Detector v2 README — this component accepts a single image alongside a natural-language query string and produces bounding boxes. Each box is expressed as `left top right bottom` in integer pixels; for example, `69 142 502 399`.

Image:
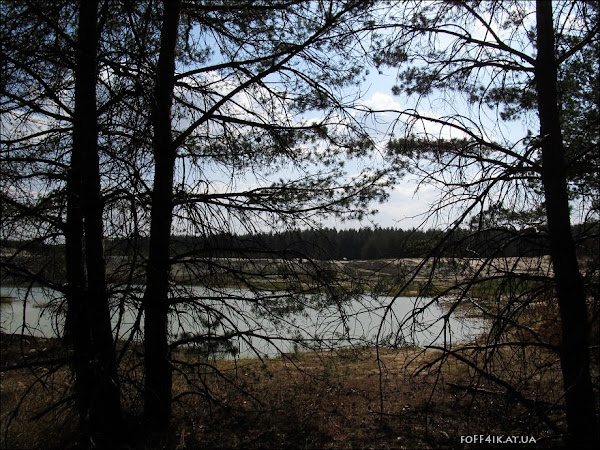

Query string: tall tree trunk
143 0 181 428
535 2 599 448
65 129 93 431
71 0 122 442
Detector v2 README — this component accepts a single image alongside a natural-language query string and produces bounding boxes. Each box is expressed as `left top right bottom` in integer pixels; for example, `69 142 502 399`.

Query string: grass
1 334 565 449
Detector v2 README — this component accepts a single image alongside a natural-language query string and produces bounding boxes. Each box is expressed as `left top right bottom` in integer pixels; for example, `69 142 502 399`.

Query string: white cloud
362 92 402 112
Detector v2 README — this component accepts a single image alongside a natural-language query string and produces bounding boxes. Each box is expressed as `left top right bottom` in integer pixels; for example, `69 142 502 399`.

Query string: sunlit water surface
1 285 484 358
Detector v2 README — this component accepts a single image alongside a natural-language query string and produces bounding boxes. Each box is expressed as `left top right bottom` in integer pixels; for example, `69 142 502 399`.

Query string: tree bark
143 0 182 428
71 0 122 441
65 125 93 431
535 2 599 448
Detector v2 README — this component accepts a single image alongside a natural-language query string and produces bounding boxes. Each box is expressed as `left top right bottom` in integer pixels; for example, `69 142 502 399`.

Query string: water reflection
1 285 484 358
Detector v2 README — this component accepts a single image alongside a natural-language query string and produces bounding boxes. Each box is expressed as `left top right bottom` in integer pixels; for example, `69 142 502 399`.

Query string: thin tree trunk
71 0 122 441
143 0 182 428
535 2 599 448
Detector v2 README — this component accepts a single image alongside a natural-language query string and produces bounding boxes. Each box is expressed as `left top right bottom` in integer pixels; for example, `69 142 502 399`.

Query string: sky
356 73 444 230
345 48 536 231
4 1 562 237
329 72 476 231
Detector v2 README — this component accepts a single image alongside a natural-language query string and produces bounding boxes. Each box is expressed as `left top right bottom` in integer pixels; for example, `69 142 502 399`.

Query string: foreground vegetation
1 334 565 449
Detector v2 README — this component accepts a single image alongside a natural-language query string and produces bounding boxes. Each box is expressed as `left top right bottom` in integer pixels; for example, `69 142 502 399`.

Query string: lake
1 285 484 358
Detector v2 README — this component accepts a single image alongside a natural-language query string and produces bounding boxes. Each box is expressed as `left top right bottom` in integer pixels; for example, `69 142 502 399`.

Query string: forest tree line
169 223 599 260
4 221 598 266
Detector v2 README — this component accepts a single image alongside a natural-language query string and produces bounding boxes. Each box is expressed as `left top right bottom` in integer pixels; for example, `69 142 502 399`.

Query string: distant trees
168 225 597 260
371 1 599 446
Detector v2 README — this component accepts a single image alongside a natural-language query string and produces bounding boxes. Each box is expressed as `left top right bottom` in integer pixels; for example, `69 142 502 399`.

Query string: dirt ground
0 333 564 449
169 349 562 449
